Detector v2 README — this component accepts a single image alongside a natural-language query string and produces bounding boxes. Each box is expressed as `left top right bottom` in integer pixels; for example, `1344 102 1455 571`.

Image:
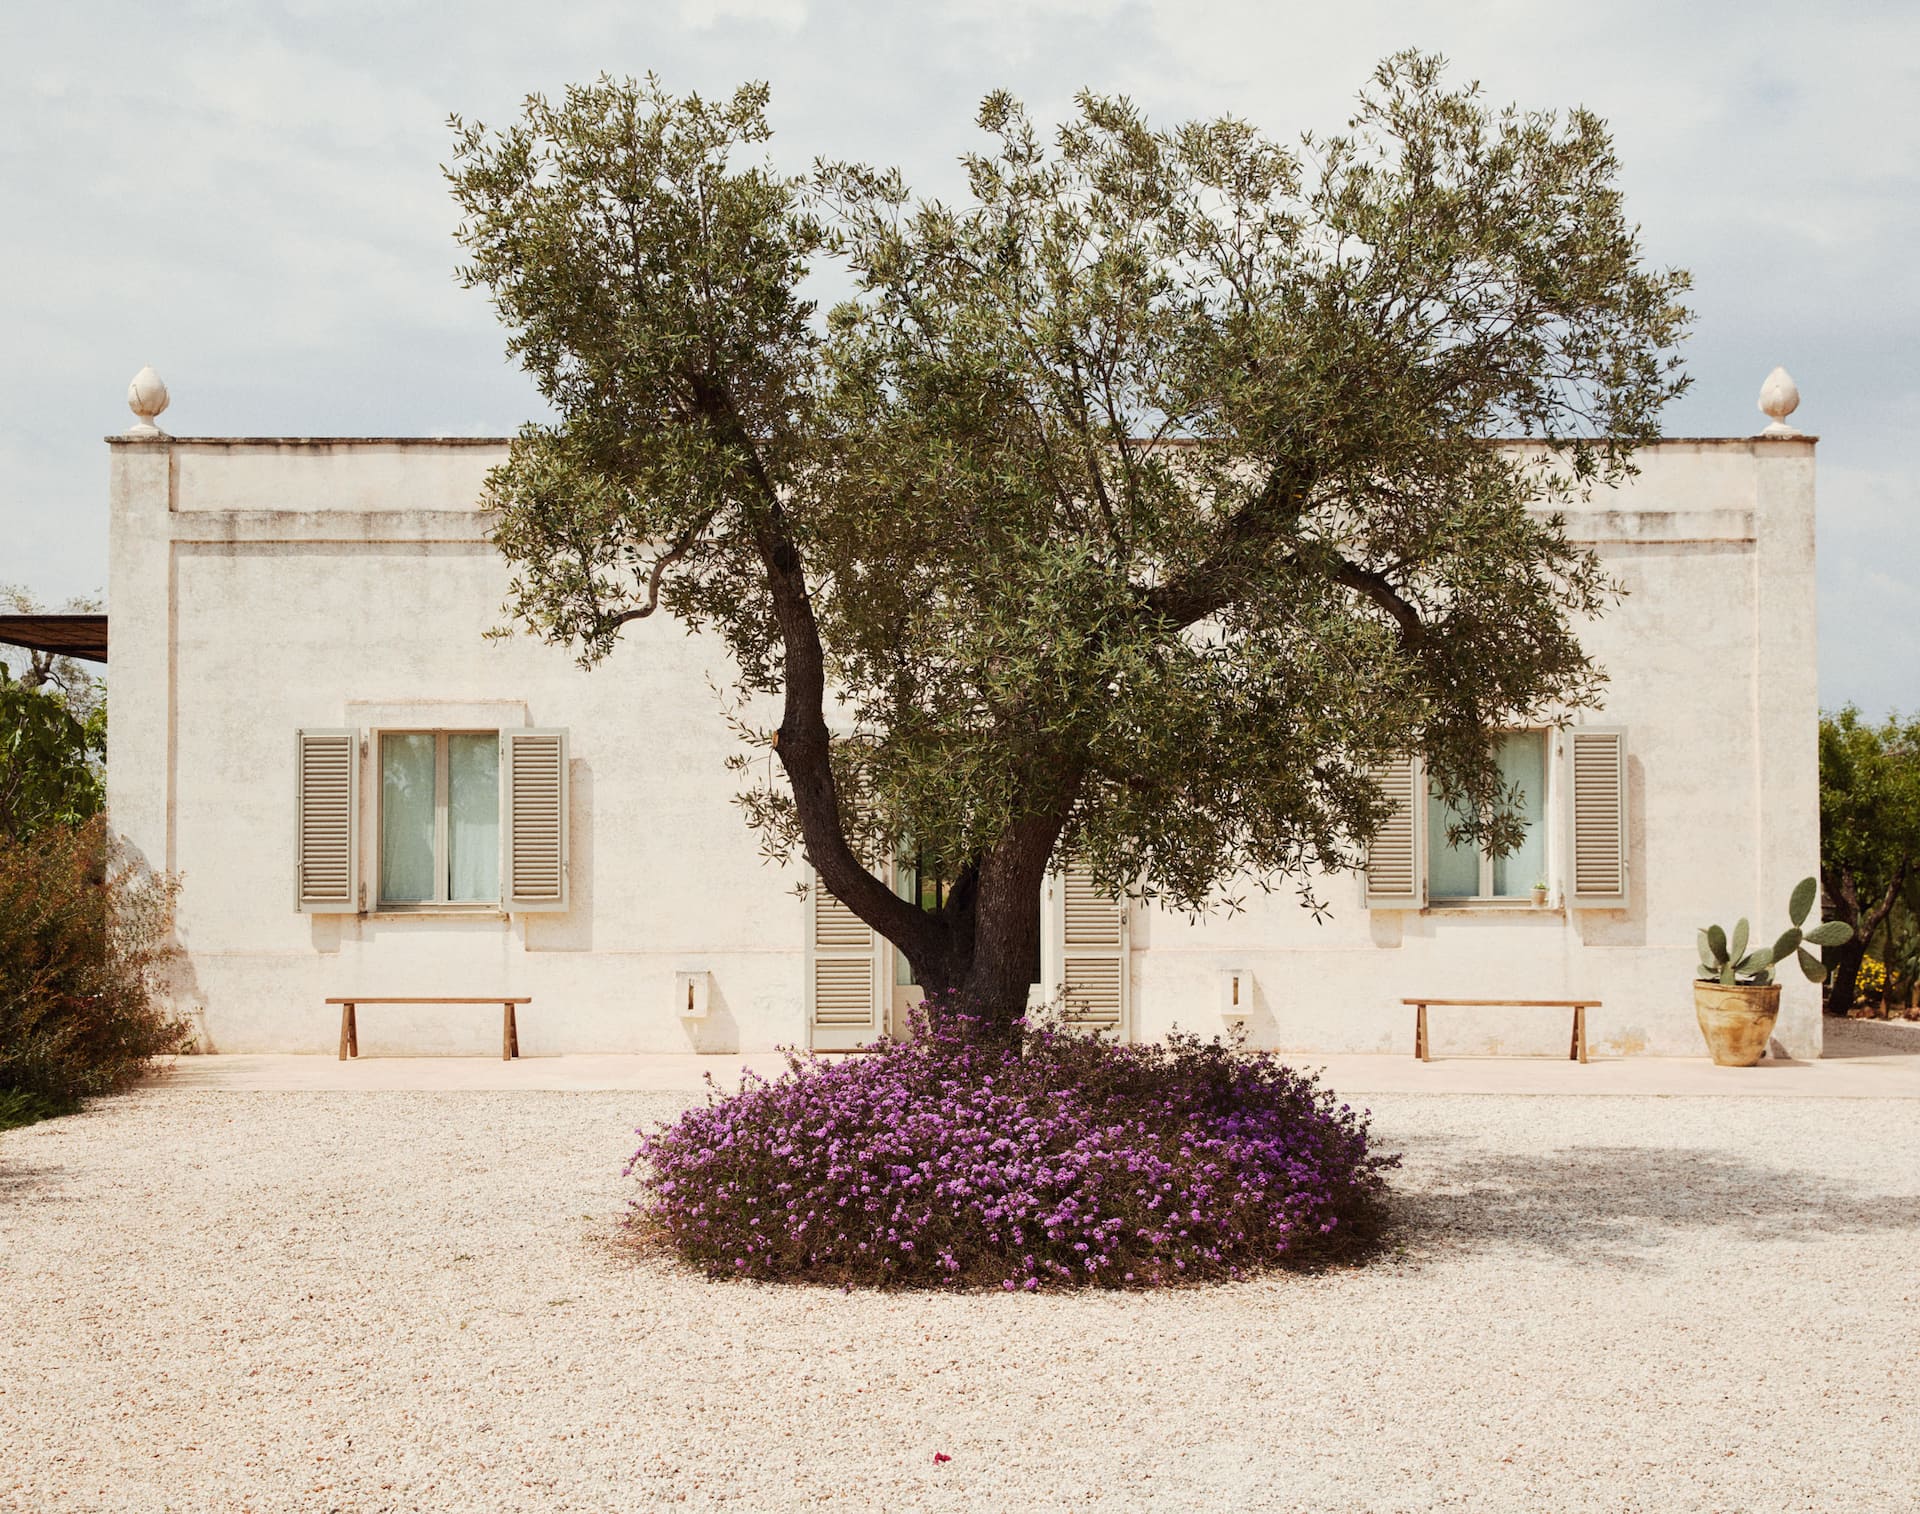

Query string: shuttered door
502 729 569 912
1569 727 1628 907
1055 863 1130 1039
807 870 883 1050
295 729 359 913
1364 754 1424 907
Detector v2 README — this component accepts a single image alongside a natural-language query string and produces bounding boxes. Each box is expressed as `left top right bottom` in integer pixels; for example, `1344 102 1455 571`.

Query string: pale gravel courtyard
4 1067 1919 1512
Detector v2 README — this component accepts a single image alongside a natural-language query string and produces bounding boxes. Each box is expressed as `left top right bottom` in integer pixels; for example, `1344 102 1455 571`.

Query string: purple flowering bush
627 1009 1397 1290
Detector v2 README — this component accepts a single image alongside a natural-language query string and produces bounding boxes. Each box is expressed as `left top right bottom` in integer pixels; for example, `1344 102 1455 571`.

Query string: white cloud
1 1 1916 709
677 0 811 30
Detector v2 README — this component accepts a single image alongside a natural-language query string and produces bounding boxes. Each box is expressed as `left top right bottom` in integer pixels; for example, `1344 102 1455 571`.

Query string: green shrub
0 1086 76 1131
0 816 190 1111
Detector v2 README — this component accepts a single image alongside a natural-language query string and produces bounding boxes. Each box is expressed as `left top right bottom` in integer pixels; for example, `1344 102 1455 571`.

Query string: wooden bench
1402 998 1600 1063
327 997 531 1061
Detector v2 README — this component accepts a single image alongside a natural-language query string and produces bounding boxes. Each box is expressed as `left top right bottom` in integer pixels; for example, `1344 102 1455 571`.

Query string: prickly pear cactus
1697 876 1852 985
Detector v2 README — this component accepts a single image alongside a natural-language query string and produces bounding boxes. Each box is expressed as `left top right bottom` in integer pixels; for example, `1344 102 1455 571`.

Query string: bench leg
339 1003 349 1061
338 1002 358 1060
1415 1003 1429 1062
510 1005 520 1059
1571 1005 1588 1064
503 1003 517 1061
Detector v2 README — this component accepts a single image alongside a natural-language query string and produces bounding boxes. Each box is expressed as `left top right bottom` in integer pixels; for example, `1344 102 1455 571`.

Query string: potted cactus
1695 876 1852 1065
1530 879 1549 908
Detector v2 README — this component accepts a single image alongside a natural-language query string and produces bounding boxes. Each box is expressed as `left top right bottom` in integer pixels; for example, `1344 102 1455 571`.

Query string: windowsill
1424 901 1566 919
367 905 509 921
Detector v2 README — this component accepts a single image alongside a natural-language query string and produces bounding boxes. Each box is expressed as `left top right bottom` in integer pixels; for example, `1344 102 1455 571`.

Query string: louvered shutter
1048 862 1131 1039
1568 726 1628 907
807 870 883 1050
295 729 359 913
502 728 569 912
1364 754 1425 908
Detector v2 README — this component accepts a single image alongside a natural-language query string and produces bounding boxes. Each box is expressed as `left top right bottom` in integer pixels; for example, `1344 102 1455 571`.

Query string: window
893 847 954 985
1425 730 1548 901
891 848 1047 992
895 846 952 913
378 731 500 906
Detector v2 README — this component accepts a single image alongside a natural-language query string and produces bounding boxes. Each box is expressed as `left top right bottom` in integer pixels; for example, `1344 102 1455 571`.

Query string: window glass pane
380 733 436 903
891 849 952 983
894 856 917 985
1490 731 1548 897
447 734 500 903
1426 786 1481 899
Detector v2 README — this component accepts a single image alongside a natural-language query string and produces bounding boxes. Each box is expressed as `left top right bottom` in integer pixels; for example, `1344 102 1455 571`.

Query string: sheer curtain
447 734 500 902
1490 732 1547 897
380 734 436 903
1426 784 1481 900
1427 731 1549 899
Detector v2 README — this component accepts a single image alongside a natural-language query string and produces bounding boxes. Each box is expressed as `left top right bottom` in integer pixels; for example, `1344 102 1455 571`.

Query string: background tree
449 53 1689 1037
1 584 105 727
1875 874 1920 1014
0 664 103 842
1819 706 1920 1016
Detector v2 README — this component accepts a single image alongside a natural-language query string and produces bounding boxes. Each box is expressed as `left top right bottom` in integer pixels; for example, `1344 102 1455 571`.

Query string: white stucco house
105 369 1824 1060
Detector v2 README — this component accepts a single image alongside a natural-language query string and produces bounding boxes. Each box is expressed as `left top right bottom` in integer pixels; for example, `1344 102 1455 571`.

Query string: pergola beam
0 614 109 664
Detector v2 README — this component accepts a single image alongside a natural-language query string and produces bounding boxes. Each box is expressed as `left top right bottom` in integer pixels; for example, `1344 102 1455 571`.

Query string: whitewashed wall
1135 439 1824 1057
106 430 1822 1058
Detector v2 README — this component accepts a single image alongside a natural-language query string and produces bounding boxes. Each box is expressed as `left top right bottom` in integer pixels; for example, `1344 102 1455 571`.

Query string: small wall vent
1221 967 1251 1022
674 970 711 1020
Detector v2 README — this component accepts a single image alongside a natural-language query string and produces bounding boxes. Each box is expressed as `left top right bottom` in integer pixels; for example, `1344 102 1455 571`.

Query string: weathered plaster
106 433 1824 1057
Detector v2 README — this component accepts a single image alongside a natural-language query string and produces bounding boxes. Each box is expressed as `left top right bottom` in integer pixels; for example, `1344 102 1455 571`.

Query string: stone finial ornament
126 365 170 438
1757 366 1801 436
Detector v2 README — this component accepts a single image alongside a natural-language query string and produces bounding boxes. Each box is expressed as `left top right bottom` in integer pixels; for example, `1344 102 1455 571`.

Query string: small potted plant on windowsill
1530 879 1549 908
1695 877 1852 1066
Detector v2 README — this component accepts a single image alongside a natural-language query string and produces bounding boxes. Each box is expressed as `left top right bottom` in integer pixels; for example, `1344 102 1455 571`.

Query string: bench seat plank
1400 998 1599 1007
326 996 531 1004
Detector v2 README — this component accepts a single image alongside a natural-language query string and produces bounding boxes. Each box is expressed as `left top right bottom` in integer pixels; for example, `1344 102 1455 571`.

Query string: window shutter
502 728 569 912
807 869 883 1050
1568 726 1628 907
295 729 359 913
1364 754 1424 908
1047 862 1131 1039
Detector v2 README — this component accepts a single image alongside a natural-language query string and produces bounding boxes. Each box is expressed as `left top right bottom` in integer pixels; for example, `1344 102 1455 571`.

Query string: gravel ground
1827 1014 1920 1056
3 1084 1917 1513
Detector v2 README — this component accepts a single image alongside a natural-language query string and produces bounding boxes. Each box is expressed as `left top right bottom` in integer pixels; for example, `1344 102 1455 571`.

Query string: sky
2 0 1915 713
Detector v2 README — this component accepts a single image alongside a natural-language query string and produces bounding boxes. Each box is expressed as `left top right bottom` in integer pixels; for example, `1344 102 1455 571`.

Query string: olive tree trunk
904 813 1062 1044
1825 940 1866 1017
1822 865 1905 1016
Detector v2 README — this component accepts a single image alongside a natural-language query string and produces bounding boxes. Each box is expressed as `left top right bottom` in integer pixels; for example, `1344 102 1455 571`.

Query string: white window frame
374 728 501 911
1425 728 1554 907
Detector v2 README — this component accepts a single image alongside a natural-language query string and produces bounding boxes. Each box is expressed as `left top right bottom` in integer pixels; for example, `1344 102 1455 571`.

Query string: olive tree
1819 706 1920 1014
448 53 1689 1037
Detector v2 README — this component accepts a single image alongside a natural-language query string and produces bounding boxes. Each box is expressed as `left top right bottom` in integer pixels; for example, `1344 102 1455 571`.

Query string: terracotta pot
1693 981 1782 1066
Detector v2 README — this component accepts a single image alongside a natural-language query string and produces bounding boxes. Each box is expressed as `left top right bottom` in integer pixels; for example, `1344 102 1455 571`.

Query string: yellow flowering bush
1855 955 1889 1001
